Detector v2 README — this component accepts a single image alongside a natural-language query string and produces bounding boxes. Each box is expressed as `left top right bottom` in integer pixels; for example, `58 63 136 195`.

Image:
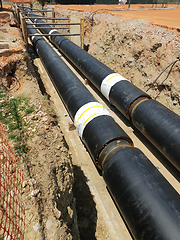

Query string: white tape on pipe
31 33 40 41
48 29 58 40
74 102 111 139
100 73 130 100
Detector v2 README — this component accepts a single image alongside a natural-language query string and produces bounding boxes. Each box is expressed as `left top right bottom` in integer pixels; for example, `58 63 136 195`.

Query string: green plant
25 105 34 114
0 88 35 156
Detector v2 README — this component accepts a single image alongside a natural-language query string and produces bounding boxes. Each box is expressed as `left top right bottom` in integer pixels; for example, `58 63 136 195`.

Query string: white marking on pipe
48 29 58 40
74 102 111 139
101 73 130 100
31 33 40 41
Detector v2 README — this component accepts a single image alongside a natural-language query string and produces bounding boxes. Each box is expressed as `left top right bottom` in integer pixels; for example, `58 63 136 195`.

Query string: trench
23 6 180 240
1 5 180 240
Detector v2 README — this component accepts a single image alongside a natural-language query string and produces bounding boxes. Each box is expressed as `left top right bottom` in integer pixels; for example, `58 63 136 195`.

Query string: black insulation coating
82 115 133 161
102 146 180 240
131 99 180 171
98 139 132 168
109 80 151 118
27 25 131 161
54 36 114 90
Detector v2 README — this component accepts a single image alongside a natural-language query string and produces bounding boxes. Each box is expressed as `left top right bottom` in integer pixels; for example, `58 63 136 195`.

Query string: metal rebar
27 27 69 29
28 10 52 12
26 22 80 26
24 16 69 20
28 33 80 37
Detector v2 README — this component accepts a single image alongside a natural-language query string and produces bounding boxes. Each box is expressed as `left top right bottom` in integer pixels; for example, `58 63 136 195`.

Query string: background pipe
30 17 180 171
27 23 132 164
26 20 180 240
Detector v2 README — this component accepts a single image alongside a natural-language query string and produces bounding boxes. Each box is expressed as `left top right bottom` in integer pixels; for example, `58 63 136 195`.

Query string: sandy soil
55 4 180 30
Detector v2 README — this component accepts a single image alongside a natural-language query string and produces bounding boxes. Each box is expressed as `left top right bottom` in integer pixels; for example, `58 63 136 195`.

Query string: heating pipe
30 17 180 172
26 22 180 240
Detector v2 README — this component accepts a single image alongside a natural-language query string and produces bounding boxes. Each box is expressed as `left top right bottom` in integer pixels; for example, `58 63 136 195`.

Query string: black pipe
26 20 180 240
129 99 180 171
31 18 180 171
27 23 132 163
101 142 180 240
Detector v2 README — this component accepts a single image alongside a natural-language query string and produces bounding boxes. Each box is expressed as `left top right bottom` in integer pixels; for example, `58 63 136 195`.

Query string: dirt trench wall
55 8 180 116
0 10 79 240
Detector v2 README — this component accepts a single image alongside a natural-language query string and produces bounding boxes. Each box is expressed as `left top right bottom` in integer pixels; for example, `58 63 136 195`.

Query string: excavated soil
0 9 79 240
55 5 180 116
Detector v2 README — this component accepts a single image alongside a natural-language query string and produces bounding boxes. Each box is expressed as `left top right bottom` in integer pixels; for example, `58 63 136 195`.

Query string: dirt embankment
0 10 79 240
55 7 180 116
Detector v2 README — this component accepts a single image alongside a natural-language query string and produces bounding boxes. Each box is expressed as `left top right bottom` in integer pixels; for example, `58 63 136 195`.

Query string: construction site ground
55 4 180 29
0 3 180 240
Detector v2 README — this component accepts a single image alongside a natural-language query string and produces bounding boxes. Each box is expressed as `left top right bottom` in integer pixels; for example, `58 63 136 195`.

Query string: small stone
22 181 27 188
31 189 39 197
33 222 41 231
46 219 53 230
45 125 49 130
29 178 36 186
42 116 48 122
57 145 61 150
54 208 61 218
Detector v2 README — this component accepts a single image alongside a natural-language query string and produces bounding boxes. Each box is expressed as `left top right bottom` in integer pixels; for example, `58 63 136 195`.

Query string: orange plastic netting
0 121 25 240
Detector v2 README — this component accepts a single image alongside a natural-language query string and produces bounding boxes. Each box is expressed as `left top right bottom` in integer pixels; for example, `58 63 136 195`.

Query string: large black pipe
100 142 180 240
26 21 180 240
31 18 180 171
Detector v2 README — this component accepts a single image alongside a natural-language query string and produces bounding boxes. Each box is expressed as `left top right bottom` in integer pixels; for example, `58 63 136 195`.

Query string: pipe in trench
26 21 180 240
30 17 180 172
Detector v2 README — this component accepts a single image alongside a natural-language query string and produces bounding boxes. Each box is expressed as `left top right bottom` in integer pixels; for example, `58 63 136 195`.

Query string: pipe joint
98 139 132 169
128 96 149 120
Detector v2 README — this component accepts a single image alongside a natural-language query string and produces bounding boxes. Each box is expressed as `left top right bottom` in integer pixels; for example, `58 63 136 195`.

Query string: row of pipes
19 6 180 240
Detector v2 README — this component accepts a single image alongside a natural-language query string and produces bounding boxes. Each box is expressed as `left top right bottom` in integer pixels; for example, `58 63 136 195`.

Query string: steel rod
28 34 80 37
27 27 69 29
24 17 69 20
26 22 80 25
